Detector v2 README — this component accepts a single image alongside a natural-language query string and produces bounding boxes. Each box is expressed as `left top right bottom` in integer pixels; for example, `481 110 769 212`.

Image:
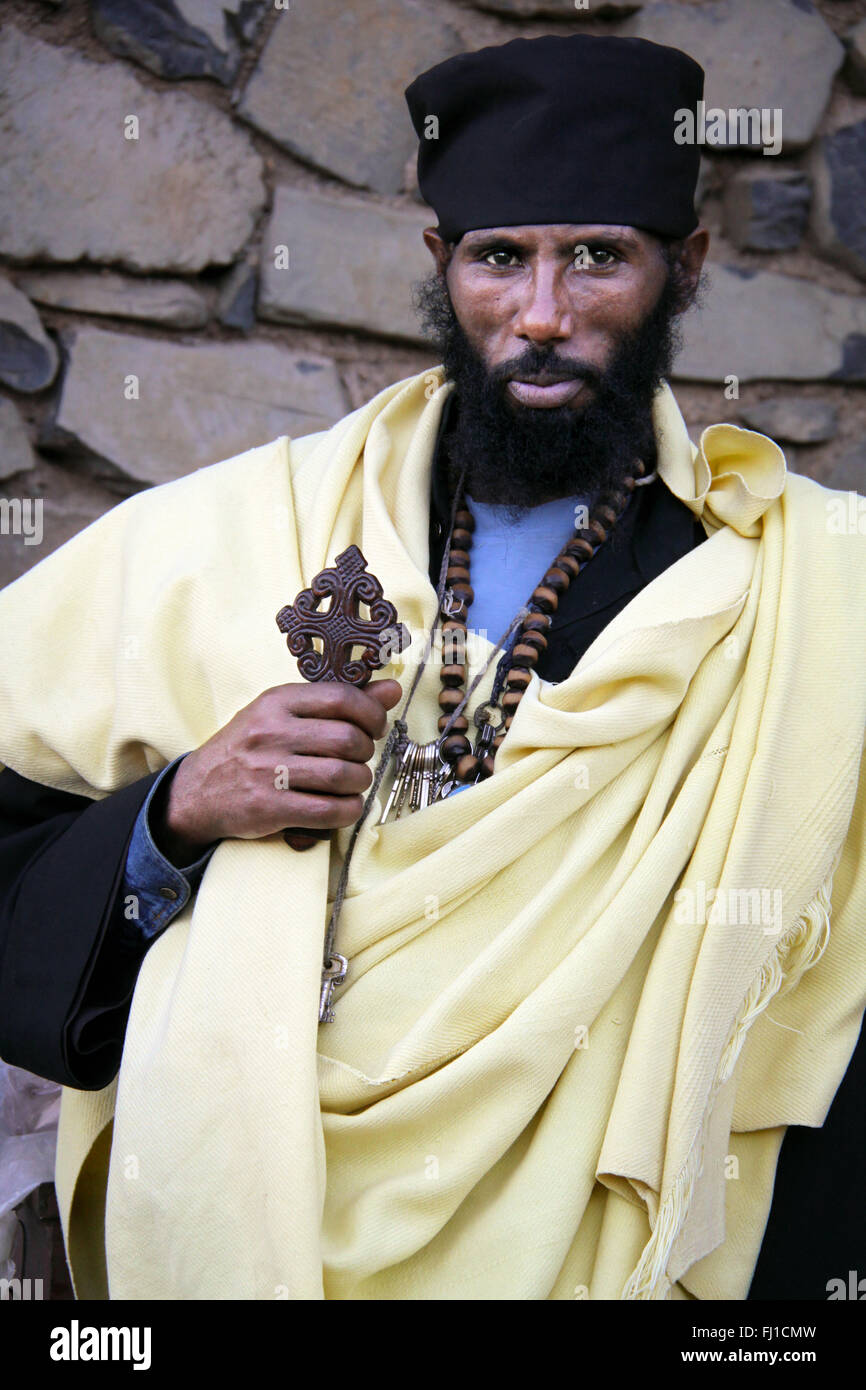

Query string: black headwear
405 33 704 242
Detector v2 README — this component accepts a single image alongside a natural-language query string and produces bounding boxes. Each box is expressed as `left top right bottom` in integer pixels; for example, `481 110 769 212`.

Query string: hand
156 679 403 861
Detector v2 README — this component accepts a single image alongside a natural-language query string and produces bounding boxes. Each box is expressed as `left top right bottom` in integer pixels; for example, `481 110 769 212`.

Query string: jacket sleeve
0 766 162 1091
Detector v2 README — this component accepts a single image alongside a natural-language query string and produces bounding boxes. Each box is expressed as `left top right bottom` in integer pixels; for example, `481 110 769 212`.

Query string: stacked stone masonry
1 0 865 589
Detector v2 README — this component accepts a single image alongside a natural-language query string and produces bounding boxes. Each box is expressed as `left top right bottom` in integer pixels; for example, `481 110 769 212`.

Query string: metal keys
379 739 444 823
378 704 509 825
319 953 348 1023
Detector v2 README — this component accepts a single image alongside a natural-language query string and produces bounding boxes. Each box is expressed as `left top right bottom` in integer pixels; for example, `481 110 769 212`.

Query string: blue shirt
463 490 590 647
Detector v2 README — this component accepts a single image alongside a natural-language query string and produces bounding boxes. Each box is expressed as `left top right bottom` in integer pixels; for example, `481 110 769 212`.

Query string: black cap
405 33 705 242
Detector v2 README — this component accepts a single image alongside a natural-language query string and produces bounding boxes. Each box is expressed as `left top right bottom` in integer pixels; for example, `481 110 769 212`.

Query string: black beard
414 266 686 521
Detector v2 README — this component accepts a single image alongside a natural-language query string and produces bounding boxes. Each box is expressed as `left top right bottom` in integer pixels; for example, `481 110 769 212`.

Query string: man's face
440 223 671 410
417 221 707 516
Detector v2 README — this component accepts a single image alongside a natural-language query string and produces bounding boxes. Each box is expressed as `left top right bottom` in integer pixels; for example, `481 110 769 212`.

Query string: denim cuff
120 755 218 943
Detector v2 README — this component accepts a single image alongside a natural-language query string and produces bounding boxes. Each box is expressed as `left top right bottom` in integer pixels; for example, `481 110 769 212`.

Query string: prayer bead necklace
379 456 654 820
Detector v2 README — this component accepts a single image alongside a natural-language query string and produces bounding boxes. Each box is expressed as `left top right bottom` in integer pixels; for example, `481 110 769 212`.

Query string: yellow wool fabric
0 369 864 1301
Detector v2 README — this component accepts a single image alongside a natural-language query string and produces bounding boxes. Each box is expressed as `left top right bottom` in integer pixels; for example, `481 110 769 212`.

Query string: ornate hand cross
275 545 409 1024
276 544 409 857
276 544 408 689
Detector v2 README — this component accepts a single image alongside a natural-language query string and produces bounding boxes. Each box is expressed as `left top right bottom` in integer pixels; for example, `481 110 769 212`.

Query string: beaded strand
436 458 651 785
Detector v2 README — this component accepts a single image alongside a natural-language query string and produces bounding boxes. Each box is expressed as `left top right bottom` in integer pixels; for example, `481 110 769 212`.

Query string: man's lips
506 376 586 408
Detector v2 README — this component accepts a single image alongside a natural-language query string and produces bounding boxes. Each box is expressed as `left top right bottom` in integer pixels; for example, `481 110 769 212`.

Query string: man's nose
513 269 573 343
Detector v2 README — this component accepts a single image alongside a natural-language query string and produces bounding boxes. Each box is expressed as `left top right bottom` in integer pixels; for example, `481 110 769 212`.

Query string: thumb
367 678 404 710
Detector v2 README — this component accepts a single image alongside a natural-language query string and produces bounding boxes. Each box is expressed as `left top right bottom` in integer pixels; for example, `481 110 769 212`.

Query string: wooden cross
276 545 408 687
276 545 409 851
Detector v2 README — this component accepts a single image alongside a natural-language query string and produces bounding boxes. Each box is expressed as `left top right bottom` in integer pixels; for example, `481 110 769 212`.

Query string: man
0 34 864 1301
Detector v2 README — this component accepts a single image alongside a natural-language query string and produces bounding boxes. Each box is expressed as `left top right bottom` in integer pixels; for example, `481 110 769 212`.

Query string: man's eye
574 246 618 268
481 249 520 267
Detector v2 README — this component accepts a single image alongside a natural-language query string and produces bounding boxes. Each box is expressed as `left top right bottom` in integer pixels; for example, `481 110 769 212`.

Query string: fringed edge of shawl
620 853 838 1301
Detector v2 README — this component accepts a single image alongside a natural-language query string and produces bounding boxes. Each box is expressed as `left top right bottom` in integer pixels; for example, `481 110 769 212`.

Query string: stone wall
1 0 865 588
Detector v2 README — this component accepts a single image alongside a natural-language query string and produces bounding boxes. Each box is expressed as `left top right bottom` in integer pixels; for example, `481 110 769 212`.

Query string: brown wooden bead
633 458 647 478
599 490 627 514
480 755 496 779
445 566 471 586
448 549 471 568
441 617 466 634
440 663 465 688
455 753 481 782
587 519 608 544
532 585 559 614
502 690 523 714
438 713 468 734
504 715 514 729
505 668 532 691
596 504 618 527
566 537 595 561
451 528 473 551
438 688 464 713
492 733 506 750
556 553 581 579
542 567 570 594
523 612 552 633
454 509 475 532
512 642 541 666
440 733 471 764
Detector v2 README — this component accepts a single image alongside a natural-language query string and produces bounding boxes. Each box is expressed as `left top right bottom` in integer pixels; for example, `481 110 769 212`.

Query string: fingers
284 717 377 763
269 679 404 742
276 755 373 797
277 791 366 832
366 679 404 710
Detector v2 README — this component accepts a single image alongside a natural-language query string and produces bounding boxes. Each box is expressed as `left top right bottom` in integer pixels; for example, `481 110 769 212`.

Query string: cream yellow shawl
0 368 864 1301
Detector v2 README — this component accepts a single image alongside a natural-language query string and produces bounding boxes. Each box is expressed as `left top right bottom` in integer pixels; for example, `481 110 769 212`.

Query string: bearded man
0 33 864 1302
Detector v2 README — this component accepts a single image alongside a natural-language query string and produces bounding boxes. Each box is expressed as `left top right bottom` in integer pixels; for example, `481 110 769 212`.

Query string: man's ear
677 225 710 308
423 227 452 276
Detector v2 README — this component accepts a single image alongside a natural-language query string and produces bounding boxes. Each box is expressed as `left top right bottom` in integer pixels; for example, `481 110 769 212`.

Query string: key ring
473 701 507 734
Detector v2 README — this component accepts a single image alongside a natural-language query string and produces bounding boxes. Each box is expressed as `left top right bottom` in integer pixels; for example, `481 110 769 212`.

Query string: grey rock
16 271 210 329
0 276 59 394
46 326 349 486
91 0 268 86
258 186 433 345
0 462 119 593
676 264 866 383
217 260 258 333
823 443 866 494
0 398 37 480
843 19 866 96
722 168 811 252
622 0 843 151
695 156 718 212
238 0 462 196
472 0 639 11
810 120 866 282
0 27 266 272
738 396 838 444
